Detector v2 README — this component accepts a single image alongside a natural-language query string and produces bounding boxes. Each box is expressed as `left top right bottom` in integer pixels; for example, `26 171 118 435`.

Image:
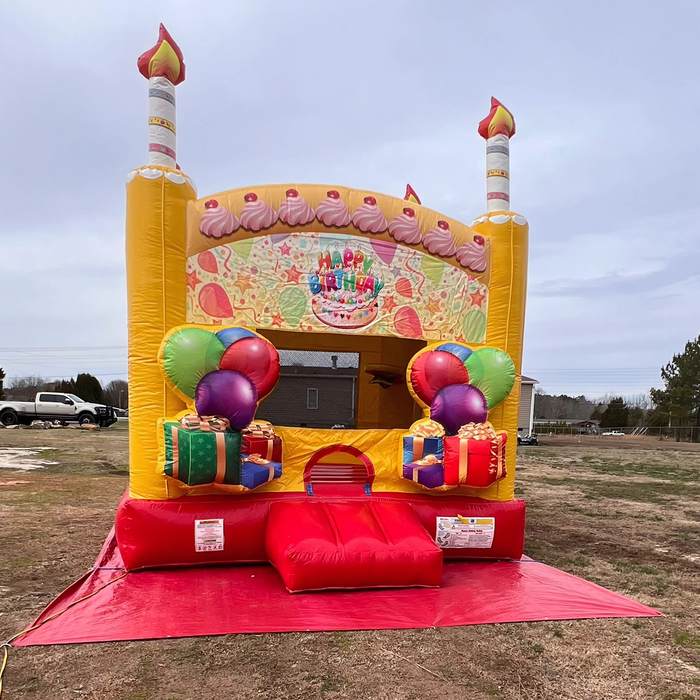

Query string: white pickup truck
0 392 118 428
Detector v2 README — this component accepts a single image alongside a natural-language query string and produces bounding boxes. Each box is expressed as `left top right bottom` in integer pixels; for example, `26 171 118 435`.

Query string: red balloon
410 350 470 406
199 283 233 318
219 336 280 399
197 250 218 274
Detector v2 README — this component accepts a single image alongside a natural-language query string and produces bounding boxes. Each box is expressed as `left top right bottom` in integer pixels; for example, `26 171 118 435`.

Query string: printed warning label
435 516 495 549
195 518 224 552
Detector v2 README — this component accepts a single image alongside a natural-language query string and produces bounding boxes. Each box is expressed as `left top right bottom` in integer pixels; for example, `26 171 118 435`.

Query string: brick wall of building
257 370 357 428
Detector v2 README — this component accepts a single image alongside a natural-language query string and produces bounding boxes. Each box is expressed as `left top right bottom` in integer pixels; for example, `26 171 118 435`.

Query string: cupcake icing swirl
423 221 456 256
388 208 422 245
316 190 351 227
240 193 279 231
278 189 315 226
455 235 487 272
351 196 388 233
199 200 240 238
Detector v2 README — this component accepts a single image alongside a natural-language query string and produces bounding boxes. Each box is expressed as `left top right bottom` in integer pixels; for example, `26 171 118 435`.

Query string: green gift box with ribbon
162 420 242 487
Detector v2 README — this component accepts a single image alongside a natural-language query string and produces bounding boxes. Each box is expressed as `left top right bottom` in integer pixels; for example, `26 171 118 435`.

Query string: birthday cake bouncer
116 26 529 592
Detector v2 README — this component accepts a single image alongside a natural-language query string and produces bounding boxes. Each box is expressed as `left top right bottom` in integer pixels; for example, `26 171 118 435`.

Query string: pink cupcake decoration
455 234 487 272
388 207 422 245
316 190 351 227
199 199 239 238
351 196 388 233
278 188 315 226
423 220 457 257
240 193 278 231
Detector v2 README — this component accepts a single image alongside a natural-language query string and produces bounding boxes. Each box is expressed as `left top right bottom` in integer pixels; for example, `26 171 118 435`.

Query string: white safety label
435 516 495 549
195 518 225 552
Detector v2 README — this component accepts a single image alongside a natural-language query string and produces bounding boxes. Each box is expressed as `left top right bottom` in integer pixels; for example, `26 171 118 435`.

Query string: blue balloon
435 343 473 363
216 327 257 348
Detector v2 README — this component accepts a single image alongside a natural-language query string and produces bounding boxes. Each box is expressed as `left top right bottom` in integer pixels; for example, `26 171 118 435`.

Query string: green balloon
462 308 487 343
230 238 254 260
421 255 445 285
465 347 515 410
163 328 225 399
279 286 308 327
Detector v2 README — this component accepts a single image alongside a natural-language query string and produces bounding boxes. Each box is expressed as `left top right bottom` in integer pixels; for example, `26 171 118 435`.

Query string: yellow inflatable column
475 215 528 501
125 169 195 498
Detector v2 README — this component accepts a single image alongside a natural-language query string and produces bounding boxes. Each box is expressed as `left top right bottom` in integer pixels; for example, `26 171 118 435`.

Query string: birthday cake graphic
308 245 384 330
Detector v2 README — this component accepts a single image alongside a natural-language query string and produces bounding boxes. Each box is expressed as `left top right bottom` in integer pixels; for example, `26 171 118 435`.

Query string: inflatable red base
115 491 526 586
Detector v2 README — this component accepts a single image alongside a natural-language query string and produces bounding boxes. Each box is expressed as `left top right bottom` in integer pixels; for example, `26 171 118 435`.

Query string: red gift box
242 435 282 463
443 433 507 488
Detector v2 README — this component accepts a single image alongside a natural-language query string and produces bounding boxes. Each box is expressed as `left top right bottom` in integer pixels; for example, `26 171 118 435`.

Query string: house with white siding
518 376 538 435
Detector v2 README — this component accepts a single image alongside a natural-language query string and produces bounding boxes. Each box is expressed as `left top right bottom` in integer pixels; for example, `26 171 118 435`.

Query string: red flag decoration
404 184 421 205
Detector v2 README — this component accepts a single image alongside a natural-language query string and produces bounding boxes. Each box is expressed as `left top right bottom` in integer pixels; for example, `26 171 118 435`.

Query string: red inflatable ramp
266 500 443 592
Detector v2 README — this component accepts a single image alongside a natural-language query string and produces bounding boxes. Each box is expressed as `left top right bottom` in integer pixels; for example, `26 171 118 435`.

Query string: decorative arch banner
187 233 489 342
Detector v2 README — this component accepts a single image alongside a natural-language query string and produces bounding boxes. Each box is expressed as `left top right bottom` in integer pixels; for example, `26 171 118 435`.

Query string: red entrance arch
304 445 375 496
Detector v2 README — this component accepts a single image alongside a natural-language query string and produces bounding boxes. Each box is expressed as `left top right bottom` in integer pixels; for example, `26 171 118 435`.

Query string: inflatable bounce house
117 25 528 592
8 27 658 651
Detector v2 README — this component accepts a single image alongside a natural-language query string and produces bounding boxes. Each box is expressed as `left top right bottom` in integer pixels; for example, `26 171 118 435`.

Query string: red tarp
13 530 660 646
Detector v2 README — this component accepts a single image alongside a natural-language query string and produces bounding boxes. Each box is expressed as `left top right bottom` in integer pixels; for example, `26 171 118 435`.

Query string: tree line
534 335 700 431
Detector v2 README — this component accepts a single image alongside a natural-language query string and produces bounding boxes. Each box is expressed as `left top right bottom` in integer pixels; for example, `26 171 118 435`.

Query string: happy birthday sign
309 246 385 297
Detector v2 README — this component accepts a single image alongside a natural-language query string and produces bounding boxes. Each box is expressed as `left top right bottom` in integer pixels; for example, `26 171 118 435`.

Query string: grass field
1 429 699 700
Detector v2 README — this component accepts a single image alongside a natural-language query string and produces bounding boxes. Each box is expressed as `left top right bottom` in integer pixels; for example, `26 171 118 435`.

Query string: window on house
307 388 319 410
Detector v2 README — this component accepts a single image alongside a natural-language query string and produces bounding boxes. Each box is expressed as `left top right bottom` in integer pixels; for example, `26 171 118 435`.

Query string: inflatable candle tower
137 24 186 167
125 26 196 498
467 98 528 485
479 97 516 212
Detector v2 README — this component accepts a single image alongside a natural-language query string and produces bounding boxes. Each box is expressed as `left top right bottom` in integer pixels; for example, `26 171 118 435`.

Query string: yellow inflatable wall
126 173 527 500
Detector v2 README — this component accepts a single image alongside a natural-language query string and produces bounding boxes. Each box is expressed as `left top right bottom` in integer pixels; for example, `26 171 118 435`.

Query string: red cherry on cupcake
403 207 415 217
364 196 377 206
205 199 218 209
437 220 449 230
473 235 485 245
244 193 258 203
286 188 299 198
327 190 340 199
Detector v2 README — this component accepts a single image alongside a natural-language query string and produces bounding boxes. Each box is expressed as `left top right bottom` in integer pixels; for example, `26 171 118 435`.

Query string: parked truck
0 392 118 428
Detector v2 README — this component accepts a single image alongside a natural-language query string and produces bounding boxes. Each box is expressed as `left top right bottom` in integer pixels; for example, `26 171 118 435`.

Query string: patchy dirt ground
1 429 699 700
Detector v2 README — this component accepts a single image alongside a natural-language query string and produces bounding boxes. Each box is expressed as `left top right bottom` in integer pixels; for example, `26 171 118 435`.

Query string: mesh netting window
280 351 359 369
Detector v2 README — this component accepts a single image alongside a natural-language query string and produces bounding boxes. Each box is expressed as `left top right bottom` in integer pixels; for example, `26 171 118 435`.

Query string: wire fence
533 425 700 443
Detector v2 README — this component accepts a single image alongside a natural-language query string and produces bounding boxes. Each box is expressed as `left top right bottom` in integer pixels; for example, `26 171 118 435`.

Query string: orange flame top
478 97 515 139
137 24 186 85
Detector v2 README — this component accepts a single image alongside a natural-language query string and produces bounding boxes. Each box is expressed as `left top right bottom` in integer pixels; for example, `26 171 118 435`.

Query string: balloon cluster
409 344 515 435
161 326 280 431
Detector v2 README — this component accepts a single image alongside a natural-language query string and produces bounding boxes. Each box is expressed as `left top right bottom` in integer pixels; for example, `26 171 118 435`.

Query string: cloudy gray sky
1 0 698 396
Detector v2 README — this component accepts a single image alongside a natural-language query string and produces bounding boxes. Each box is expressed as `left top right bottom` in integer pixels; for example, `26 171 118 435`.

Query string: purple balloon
430 384 488 435
195 369 258 431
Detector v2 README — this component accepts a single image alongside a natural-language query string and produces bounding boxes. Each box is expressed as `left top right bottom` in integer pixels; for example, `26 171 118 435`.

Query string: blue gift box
402 461 445 489
402 436 443 465
241 456 282 490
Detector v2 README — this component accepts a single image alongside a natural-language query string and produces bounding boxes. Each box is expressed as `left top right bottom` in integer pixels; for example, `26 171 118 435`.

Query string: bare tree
6 376 51 401
104 379 128 409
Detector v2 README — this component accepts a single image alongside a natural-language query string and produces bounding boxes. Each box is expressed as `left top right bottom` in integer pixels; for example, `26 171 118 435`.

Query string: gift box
443 432 507 488
402 458 445 489
402 436 443 465
242 434 282 463
162 420 242 487
241 454 283 490
179 414 231 432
